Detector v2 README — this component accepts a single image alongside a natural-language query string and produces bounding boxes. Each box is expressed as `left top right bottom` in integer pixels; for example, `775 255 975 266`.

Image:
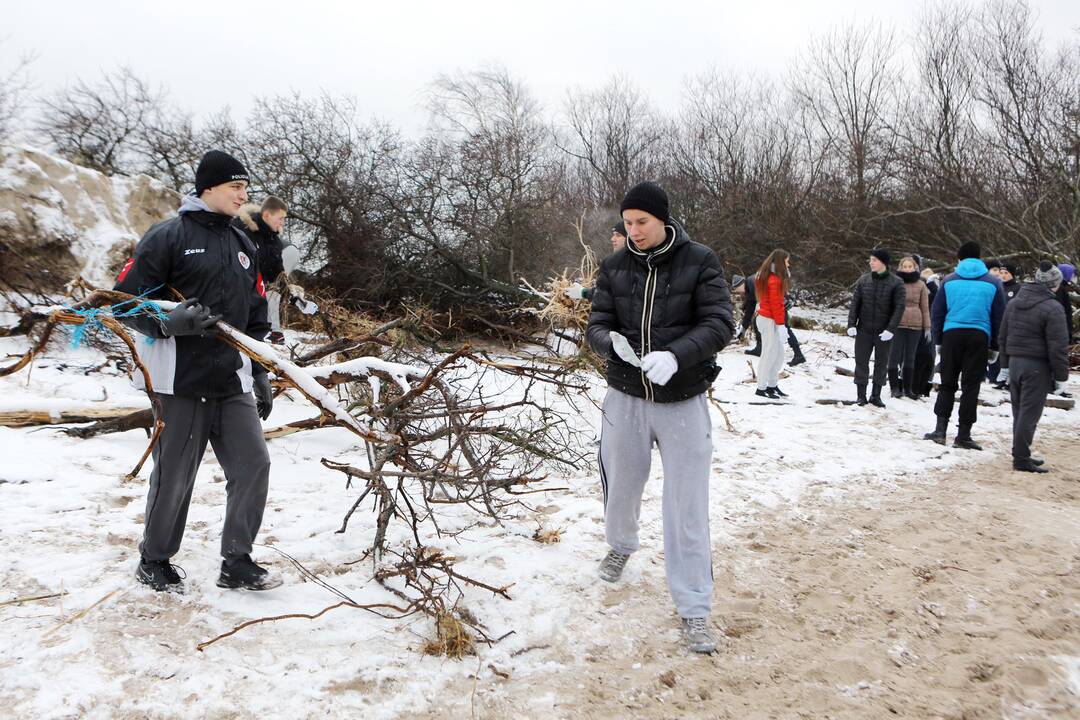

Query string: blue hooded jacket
931 258 1006 348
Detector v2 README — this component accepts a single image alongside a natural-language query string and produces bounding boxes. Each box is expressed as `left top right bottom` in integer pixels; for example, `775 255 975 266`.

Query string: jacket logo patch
117 258 134 281
183 248 205 255
238 251 251 269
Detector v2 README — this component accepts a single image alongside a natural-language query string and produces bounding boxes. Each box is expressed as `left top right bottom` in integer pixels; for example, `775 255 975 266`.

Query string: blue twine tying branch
66 286 169 349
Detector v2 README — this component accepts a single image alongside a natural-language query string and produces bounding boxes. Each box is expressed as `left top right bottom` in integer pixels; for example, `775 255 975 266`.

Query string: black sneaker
266 331 286 346
788 353 806 367
136 558 186 593
217 555 282 591
1013 458 1048 473
767 386 788 398
755 388 779 400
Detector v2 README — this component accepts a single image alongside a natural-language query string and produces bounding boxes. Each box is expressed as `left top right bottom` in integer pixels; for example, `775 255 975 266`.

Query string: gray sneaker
681 617 717 654
598 550 630 583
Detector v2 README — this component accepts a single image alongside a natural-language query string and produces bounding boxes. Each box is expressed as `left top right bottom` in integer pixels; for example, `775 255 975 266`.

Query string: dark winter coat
586 221 734 402
114 196 269 398
847 271 905 334
1054 283 1075 344
1002 278 1019 303
999 283 1070 382
234 204 285 282
739 276 757 334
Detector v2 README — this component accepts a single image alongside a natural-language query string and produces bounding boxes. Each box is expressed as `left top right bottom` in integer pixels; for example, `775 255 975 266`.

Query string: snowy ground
0 319 1077 719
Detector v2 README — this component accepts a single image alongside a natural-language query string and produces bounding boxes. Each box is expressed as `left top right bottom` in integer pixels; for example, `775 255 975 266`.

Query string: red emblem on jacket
117 258 134 282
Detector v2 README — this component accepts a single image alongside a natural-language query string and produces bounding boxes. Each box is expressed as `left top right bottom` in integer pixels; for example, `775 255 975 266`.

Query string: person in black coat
587 181 733 654
999 262 1071 472
846 249 906 406
115 150 278 594
235 196 288 344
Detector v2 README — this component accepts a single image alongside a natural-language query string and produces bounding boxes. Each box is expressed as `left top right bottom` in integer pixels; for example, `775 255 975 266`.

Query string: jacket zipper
640 255 657 401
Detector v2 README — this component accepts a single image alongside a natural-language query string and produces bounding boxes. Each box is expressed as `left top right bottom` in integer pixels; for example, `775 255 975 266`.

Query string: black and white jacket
586 220 734 402
114 196 270 398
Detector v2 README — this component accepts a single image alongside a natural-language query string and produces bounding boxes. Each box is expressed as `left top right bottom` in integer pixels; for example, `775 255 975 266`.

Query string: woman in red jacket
755 249 791 399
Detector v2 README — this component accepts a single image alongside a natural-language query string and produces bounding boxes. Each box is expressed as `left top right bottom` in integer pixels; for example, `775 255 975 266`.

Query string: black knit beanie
1003 262 1019 277
870 248 891 267
620 182 670 223
195 150 249 195
956 241 981 260
611 221 627 237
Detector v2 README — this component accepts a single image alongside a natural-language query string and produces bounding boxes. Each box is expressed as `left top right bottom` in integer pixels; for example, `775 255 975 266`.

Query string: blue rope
65 286 169 348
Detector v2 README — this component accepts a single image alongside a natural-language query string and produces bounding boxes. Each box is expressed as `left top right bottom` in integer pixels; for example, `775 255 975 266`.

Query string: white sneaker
598 550 630 583
681 617 717 654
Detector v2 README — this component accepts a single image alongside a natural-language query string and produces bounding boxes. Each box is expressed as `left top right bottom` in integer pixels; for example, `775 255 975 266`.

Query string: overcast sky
5 0 1079 135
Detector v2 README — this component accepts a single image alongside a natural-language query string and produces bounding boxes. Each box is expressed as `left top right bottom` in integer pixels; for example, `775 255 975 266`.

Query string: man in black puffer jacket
115 150 279 595
586 181 734 654
999 262 1071 472
846 250 905 406
235 196 288 344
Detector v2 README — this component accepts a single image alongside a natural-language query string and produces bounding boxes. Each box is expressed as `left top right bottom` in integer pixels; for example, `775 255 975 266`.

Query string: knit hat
611 221 626 237
1059 263 1076 283
1003 262 1019 278
956 241 981 260
985 258 1002 270
1035 261 1063 289
731 274 746 290
870 248 891 267
195 150 249 195
620 181 669 223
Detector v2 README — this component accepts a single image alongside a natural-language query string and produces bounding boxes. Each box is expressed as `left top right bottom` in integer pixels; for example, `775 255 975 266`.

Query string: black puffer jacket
586 221 734 402
848 271 906 333
234 204 285 282
114 197 269 397
999 283 1070 382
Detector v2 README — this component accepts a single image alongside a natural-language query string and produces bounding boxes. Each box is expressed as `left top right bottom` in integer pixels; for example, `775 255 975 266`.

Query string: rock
0 145 179 289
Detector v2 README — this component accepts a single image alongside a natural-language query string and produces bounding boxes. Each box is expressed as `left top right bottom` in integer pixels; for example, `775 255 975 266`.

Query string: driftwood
0 406 147 428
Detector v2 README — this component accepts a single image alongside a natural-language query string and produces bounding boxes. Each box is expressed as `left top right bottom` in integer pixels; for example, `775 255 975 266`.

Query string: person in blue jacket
924 241 1006 449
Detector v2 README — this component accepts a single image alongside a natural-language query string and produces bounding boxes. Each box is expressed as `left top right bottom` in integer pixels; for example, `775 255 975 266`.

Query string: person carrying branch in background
114 149 279 594
235 195 289 345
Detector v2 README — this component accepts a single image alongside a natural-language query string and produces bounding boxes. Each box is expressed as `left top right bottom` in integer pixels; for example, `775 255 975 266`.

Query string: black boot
745 341 761 357
788 351 806 367
953 423 982 451
888 367 902 398
217 555 282 591
903 373 920 400
924 416 947 445
136 558 185 593
1013 458 1048 473
869 385 886 408
856 384 868 406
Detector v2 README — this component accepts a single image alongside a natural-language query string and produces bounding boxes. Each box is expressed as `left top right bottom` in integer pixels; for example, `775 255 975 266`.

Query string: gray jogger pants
140 392 271 562
598 388 713 619
1008 356 1052 462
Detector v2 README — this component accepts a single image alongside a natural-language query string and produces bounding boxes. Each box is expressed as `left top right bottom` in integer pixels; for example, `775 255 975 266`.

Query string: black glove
253 374 273 421
163 298 220 337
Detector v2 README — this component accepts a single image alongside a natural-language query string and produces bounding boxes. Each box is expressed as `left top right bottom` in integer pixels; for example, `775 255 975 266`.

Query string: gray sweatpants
598 388 713 619
140 392 271 562
1008 356 1052 461
266 289 283 332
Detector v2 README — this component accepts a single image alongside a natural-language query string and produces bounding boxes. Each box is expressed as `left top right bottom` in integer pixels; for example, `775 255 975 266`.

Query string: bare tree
560 75 666 207
0 45 33 141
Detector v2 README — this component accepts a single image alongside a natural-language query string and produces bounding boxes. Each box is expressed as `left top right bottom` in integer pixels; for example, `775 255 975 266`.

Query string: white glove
777 325 789 344
988 350 999 364
641 351 678 386
1055 380 1067 394
609 332 641 367
879 330 894 342
564 282 586 301
846 327 858 338
297 299 318 315
998 368 1009 383
924 330 932 344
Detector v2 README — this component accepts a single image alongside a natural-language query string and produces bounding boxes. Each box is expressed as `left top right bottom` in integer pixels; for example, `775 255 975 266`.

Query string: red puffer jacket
757 274 785 325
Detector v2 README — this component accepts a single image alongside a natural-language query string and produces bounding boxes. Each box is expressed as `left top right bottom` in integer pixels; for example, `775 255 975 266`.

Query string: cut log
0 407 148 428
815 398 862 406
834 365 855 377
59 408 154 438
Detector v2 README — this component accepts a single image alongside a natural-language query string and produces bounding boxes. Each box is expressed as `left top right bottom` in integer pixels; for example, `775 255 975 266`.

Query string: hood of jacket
956 258 988 279
625 220 689 267
236 203 264 232
1012 282 1057 311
